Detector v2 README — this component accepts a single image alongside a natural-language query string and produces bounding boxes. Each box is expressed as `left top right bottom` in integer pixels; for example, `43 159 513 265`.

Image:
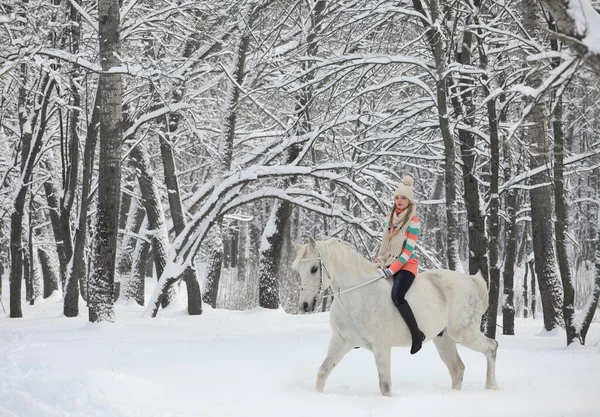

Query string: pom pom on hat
401 175 413 187
394 175 415 202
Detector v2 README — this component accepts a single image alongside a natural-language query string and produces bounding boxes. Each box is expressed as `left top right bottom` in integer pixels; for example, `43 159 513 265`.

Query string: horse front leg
316 333 352 393
372 345 392 397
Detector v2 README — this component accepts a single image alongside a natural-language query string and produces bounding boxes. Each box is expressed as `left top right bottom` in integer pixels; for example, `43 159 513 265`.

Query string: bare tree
67 87 99 315
129 144 175 308
59 0 84 316
522 0 564 331
502 146 518 335
412 0 462 271
258 0 326 309
549 27 579 344
88 0 123 323
10 72 54 318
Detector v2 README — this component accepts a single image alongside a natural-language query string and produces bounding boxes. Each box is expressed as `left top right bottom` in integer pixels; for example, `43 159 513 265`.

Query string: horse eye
310 265 318 274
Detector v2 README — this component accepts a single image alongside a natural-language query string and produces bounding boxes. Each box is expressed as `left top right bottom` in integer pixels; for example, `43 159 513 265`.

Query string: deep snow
1 278 599 417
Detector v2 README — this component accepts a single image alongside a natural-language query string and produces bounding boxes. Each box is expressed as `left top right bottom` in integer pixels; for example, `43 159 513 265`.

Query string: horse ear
307 236 317 250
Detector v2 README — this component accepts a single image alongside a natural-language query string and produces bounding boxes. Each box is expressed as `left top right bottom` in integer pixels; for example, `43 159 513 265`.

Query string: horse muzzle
300 299 316 313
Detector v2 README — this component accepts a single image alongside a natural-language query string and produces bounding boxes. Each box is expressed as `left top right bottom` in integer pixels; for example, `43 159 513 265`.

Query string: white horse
292 237 499 396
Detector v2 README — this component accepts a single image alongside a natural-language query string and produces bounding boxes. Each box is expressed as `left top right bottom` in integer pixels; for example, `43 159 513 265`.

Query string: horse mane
319 238 378 277
292 237 377 277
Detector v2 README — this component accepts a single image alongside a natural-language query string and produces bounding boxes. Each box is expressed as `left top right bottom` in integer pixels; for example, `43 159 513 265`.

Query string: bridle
299 245 384 300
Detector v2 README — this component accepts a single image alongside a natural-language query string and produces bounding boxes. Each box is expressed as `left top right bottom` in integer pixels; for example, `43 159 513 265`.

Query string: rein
299 246 384 299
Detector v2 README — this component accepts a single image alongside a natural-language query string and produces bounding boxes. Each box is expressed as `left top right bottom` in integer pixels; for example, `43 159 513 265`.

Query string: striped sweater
382 213 421 274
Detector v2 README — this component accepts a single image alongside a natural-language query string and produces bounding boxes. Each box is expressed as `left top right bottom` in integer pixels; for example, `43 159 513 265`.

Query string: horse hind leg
433 330 465 390
315 333 352 393
449 327 499 390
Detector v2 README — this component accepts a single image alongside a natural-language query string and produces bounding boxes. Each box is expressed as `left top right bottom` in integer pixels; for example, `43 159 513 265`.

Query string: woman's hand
378 267 394 278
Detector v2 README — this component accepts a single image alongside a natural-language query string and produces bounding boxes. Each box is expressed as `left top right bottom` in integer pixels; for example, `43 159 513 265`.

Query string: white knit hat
394 175 415 202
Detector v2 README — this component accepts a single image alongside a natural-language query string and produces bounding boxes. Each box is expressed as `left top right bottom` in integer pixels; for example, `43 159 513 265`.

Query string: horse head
292 237 332 313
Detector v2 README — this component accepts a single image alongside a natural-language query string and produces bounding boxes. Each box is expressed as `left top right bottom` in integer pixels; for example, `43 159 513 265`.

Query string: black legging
391 269 415 306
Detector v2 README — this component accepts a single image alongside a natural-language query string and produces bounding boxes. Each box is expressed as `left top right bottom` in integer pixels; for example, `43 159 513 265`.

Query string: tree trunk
259 202 287 308
27 202 41 304
553 96 577 341
502 149 517 334
61 210 77 308
424 177 446 263
550 29 579 344
129 145 174 308
118 182 134 232
423 177 444 247
38 248 59 298
472 24 501 338
10 71 53 318
523 0 563 331
450 8 488 279
530 259 537 320
523 259 529 319
10 184 26 315
60 0 83 312
485 91 501 340
115 179 135 301
412 0 461 272
203 229 223 308
578 226 600 344
23 225 33 304
158 134 202 315
115 193 144 300
69 85 99 313
88 0 122 323
41 170 68 284
121 217 149 306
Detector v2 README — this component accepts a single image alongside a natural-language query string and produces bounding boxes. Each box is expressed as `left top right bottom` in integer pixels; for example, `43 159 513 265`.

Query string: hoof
485 383 500 390
380 382 392 397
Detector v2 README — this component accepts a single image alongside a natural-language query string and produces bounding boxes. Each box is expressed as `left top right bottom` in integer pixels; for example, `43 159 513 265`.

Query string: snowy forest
1 0 600 351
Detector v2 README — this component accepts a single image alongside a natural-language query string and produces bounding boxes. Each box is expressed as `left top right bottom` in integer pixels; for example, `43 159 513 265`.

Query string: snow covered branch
122 102 190 142
220 186 380 237
543 0 600 75
500 147 600 193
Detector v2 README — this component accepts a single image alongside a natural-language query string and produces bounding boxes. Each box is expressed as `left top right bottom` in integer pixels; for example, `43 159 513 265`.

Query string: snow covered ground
1 279 599 417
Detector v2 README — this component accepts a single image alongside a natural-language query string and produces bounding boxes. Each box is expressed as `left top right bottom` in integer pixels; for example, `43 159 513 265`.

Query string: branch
67 0 98 32
220 186 380 237
123 102 190 141
543 0 600 75
500 146 600 193
37 48 159 76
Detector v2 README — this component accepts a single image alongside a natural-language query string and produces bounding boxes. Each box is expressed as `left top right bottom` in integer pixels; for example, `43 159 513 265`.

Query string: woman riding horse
376 175 425 354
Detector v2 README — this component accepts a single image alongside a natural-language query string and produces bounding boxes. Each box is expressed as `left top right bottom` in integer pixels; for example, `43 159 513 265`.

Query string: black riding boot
397 302 426 354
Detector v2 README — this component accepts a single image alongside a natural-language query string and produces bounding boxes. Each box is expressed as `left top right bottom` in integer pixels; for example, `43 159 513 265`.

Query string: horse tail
471 271 489 312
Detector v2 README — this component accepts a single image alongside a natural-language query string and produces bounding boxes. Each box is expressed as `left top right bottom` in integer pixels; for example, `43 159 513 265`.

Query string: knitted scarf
376 205 416 267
